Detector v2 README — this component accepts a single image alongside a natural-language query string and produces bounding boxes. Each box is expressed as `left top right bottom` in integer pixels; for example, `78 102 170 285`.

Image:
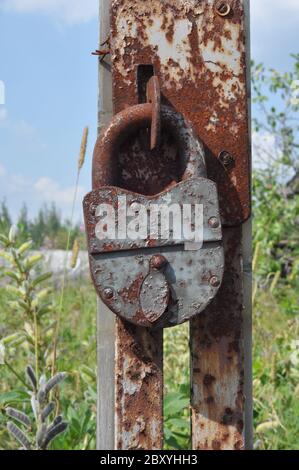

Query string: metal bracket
110 0 251 226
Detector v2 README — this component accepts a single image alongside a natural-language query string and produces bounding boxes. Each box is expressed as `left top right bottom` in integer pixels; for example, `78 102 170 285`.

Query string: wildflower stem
51 170 80 376
51 126 88 376
33 309 39 384
4 361 28 388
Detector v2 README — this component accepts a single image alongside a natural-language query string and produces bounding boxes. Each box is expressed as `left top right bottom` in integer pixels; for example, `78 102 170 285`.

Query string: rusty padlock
83 84 224 328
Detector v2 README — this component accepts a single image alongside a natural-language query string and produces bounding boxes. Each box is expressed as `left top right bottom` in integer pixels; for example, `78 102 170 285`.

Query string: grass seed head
78 127 89 170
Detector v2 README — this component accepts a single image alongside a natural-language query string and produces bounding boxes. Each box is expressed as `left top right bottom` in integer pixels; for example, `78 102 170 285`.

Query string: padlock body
83 178 224 328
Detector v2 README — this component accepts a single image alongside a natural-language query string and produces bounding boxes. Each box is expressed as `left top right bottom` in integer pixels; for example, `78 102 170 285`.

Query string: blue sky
0 0 299 222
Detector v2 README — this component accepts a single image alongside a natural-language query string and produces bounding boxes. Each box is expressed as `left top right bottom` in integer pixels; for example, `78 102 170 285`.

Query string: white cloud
34 176 85 205
0 0 98 25
252 131 295 182
0 172 85 220
252 131 279 170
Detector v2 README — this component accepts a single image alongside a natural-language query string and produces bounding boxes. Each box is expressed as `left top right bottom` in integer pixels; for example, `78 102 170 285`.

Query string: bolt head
103 288 114 300
209 217 220 229
150 254 168 270
215 1 231 17
210 276 220 288
218 150 235 169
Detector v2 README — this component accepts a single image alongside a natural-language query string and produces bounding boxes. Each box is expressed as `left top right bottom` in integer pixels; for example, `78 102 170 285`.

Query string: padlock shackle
92 103 206 190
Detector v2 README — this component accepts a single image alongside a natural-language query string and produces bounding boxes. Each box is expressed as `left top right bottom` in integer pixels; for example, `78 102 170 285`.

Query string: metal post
97 0 115 451
93 0 252 451
97 1 164 450
115 321 163 449
243 219 253 449
190 0 252 450
243 0 253 449
191 227 246 450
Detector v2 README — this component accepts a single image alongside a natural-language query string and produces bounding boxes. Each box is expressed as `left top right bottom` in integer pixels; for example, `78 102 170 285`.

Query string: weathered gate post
88 0 252 451
96 1 115 451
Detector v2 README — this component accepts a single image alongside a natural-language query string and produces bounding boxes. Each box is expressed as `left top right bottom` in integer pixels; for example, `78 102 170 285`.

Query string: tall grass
51 127 88 376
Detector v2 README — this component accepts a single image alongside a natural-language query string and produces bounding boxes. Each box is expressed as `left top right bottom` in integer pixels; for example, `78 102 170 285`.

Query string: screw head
215 1 231 17
210 276 220 288
103 288 114 300
209 217 220 229
150 254 168 270
89 204 97 216
218 150 235 170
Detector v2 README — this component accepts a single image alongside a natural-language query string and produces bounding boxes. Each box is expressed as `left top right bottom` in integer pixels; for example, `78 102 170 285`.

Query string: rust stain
92 101 207 195
115 319 163 449
110 0 251 225
118 275 143 303
146 75 161 149
191 226 245 450
83 177 224 328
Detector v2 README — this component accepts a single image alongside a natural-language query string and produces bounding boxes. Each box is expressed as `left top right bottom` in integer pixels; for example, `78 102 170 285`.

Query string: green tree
0 200 11 234
252 55 299 282
46 204 61 239
30 208 46 247
252 56 299 450
17 204 29 243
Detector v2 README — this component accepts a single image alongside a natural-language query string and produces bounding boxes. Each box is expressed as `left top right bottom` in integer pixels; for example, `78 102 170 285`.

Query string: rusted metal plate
110 0 251 226
190 227 245 450
115 320 163 449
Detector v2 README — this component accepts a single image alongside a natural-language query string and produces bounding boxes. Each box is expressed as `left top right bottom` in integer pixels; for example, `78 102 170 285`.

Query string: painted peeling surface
191 227 245 450
115 322 163 450
110 0 251 226
111 0 246 103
